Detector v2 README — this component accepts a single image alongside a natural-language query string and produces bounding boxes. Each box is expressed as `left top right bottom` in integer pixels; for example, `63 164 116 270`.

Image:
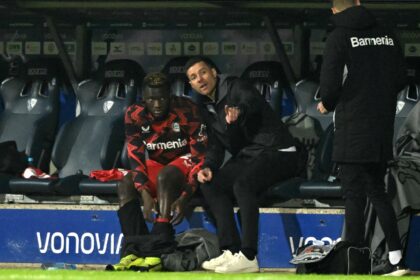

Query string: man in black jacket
185 56 300 273
317 0 408 276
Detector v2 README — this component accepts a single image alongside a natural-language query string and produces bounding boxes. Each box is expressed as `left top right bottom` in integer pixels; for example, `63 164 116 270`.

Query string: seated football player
107 72 207 272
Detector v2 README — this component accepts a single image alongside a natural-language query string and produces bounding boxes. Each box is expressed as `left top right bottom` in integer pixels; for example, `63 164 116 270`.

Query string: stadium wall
0 204 418 270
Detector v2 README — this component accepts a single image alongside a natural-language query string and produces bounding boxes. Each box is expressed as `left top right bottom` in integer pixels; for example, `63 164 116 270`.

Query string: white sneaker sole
201 264 217 271
384 269 410 276
202 261 226 271
215 266 259 273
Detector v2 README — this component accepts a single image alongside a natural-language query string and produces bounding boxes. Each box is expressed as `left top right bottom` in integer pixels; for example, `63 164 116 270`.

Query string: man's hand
317 102 329 114
170 195 188 225
141 189 156 222
224 105 241 124
197 167 213 183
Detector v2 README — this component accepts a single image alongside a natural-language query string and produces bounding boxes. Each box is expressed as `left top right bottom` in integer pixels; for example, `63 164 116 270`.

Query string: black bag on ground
293 241 372 274
161 228 220 271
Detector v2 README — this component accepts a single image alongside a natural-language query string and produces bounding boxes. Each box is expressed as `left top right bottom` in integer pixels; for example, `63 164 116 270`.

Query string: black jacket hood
331 5 376 30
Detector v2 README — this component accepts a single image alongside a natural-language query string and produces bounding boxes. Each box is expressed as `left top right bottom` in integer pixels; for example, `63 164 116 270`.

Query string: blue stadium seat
260 79 341 207
0 59 9 105
76 60 145 195
298 123 341 200
260 123 342 206
9 59 144 195
394 83 419 144
241 61 296 117
281 80 338 205
0 58 61 173
294 79 333 131
269 80 416 206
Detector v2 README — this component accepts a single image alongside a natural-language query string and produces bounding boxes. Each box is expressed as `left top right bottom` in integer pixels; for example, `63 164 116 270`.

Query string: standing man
317 0 408 276
185 57 301 273
107 72 207 271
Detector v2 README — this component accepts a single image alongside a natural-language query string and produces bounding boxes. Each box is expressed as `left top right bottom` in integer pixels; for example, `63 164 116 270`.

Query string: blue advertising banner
0 208 122 264
405 215 420 271
258 211 344 268
0 206 345 268
2 206 420 270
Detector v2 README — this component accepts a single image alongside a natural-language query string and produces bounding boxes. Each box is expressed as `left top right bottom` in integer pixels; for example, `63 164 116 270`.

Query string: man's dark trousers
340 162 401 251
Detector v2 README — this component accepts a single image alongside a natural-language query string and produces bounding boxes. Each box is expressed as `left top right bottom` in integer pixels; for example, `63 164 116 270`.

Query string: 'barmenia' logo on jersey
143 138 188 150
350 36 394 48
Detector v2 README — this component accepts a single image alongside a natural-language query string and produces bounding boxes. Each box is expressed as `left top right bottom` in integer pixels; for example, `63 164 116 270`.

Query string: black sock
241 248 256 260
221 246 239 254
150 221 174 236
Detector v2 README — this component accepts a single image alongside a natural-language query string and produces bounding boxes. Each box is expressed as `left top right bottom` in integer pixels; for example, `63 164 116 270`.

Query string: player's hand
224 105 241 124
317 102 328 114
170 195 188 225
197 168 213 183
141 190 156 222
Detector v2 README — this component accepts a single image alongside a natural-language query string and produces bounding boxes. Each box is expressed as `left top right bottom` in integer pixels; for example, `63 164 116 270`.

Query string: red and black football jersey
125 96 207 192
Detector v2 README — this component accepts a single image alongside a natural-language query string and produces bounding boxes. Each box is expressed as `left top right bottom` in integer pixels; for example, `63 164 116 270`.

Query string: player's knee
157 165 180 181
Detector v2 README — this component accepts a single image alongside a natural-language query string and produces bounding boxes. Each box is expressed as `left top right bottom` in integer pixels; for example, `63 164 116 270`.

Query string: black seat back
241 61 294 117
294 79 318 113
52 59 144 178
298 123 342 200
394 83 419 144
283 112 324 180
0 58 61 171
294 79 333 131
162 56 192 97
0 58 10 113
394 86 420 156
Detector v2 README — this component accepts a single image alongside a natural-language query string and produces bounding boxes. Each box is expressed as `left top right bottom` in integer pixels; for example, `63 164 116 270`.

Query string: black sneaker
378 260 410 276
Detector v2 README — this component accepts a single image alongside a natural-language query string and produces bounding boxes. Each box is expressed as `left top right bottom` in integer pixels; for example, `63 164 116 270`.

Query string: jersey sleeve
125 105 150 192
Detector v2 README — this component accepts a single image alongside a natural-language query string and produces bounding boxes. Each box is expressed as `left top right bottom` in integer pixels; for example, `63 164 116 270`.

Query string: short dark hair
142 72 170 91
184 56 216 74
